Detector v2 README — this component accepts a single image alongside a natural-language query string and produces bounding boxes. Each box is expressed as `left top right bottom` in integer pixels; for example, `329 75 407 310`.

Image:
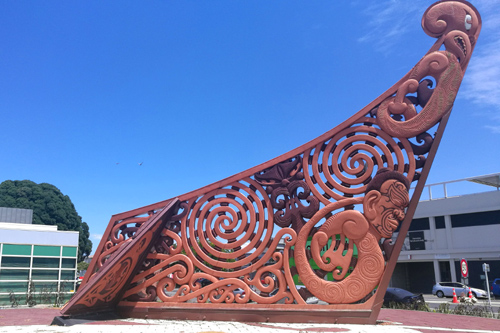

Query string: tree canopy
0 180 92 261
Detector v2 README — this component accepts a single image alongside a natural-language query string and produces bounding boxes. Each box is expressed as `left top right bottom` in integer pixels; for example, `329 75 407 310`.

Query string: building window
62 247 77 257
395 217 430 232
1 257 30 268
61 270 75 280
33 258 60 269
0 269 30 280
435 216 445 229
31 270 59 281
451 210 500 228
2 244 31 256
410 218 430 231
34 282 58 290
411 218 430 231
33 245 60 257
61 258 76 269
0 243 78 306
0 281 27 292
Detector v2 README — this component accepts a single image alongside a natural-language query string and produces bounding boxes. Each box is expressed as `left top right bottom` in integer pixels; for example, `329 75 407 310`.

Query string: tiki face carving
364 179 410 239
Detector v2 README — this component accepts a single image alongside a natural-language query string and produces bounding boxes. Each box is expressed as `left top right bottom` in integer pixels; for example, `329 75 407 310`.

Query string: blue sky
1 1 499 254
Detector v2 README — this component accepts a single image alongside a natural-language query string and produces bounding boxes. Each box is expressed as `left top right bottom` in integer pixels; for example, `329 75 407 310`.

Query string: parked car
432 282 488 298
233 288 245 297
195 278 212 288
383 288 425 308
75 276 84 292
491 278 500 298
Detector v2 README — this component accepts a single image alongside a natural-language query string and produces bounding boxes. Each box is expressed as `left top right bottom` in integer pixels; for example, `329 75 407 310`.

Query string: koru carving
295 169 410 303
377 0 480 138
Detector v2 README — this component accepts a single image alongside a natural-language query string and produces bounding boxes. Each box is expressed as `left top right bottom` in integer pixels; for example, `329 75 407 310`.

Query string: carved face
364 179 410 238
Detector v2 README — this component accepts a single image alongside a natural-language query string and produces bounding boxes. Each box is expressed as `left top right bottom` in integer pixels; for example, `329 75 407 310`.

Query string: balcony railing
415 173 500 201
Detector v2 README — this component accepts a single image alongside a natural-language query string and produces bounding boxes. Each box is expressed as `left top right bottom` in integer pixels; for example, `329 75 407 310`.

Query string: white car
432 282 488 298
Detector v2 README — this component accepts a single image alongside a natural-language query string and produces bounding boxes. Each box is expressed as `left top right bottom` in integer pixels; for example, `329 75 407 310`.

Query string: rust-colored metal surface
61 199 179 315
67 0 481 324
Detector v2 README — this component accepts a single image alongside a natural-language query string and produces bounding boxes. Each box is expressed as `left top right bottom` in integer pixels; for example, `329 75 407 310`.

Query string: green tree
77 261 89 273
0 180 92 261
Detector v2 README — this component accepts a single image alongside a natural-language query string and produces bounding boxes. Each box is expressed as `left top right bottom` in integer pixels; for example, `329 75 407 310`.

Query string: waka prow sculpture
61 0 481 325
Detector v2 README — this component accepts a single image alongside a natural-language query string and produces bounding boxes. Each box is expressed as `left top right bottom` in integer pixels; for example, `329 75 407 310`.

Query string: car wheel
472 292 477 298
436 291 444 298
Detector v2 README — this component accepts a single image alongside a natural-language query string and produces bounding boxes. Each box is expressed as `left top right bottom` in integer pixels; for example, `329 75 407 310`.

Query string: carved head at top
363 168 410 239
422 0 481 68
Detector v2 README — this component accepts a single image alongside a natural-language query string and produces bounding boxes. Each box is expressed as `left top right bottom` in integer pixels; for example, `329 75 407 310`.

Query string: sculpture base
51 311 122 326
117 301 380 324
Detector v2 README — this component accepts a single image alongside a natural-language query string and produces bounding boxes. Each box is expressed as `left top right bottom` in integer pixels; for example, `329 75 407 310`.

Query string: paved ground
0 306 499 333
422 294 500 312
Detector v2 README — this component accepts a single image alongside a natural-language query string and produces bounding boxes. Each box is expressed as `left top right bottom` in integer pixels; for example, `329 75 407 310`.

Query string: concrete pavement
0 306 499 333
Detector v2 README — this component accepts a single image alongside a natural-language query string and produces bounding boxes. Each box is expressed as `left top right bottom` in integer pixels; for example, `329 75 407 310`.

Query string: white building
0 208 79 306
390 174 500 294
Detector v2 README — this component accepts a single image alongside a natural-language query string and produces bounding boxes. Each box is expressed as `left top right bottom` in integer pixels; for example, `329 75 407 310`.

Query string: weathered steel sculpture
62 0 481 324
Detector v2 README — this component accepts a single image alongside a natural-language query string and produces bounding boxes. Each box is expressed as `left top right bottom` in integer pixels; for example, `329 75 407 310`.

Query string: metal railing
415 173 500 201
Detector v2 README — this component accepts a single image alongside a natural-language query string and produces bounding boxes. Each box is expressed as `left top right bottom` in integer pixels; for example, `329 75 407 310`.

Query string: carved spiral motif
422 1 480 72
344 277 366 300
183 178 275 275
304 119 415 204
358 253 384 282
422 1 480 43
358 233 379 252
325 283 344 301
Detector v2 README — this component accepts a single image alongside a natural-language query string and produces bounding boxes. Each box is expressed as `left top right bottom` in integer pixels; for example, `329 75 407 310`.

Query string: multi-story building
0 207 79 306
390 173 500 294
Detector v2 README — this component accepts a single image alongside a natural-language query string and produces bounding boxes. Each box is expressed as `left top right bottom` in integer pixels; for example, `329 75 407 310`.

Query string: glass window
451 210 500 228
34 282 57 291
1 257 30 268
62 247 77 257
60 281 76 292
395 218 430 232
61 258 76 269
435 216 446 229
33 245 60 257
2 244 31 256
409 218 430 231
31 270 59 281
0 295 16 306
61 270 75 281
0 281 28 292
0 269 29 280
33 258 59 269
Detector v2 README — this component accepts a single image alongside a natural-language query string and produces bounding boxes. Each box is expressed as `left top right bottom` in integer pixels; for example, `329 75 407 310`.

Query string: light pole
483 263 493 315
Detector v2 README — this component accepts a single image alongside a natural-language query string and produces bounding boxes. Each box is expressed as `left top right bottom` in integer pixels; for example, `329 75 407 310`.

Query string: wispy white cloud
461 41 500 107
357 0 424 53
91 233 103 241
460 2 500 133
485 125 500 134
